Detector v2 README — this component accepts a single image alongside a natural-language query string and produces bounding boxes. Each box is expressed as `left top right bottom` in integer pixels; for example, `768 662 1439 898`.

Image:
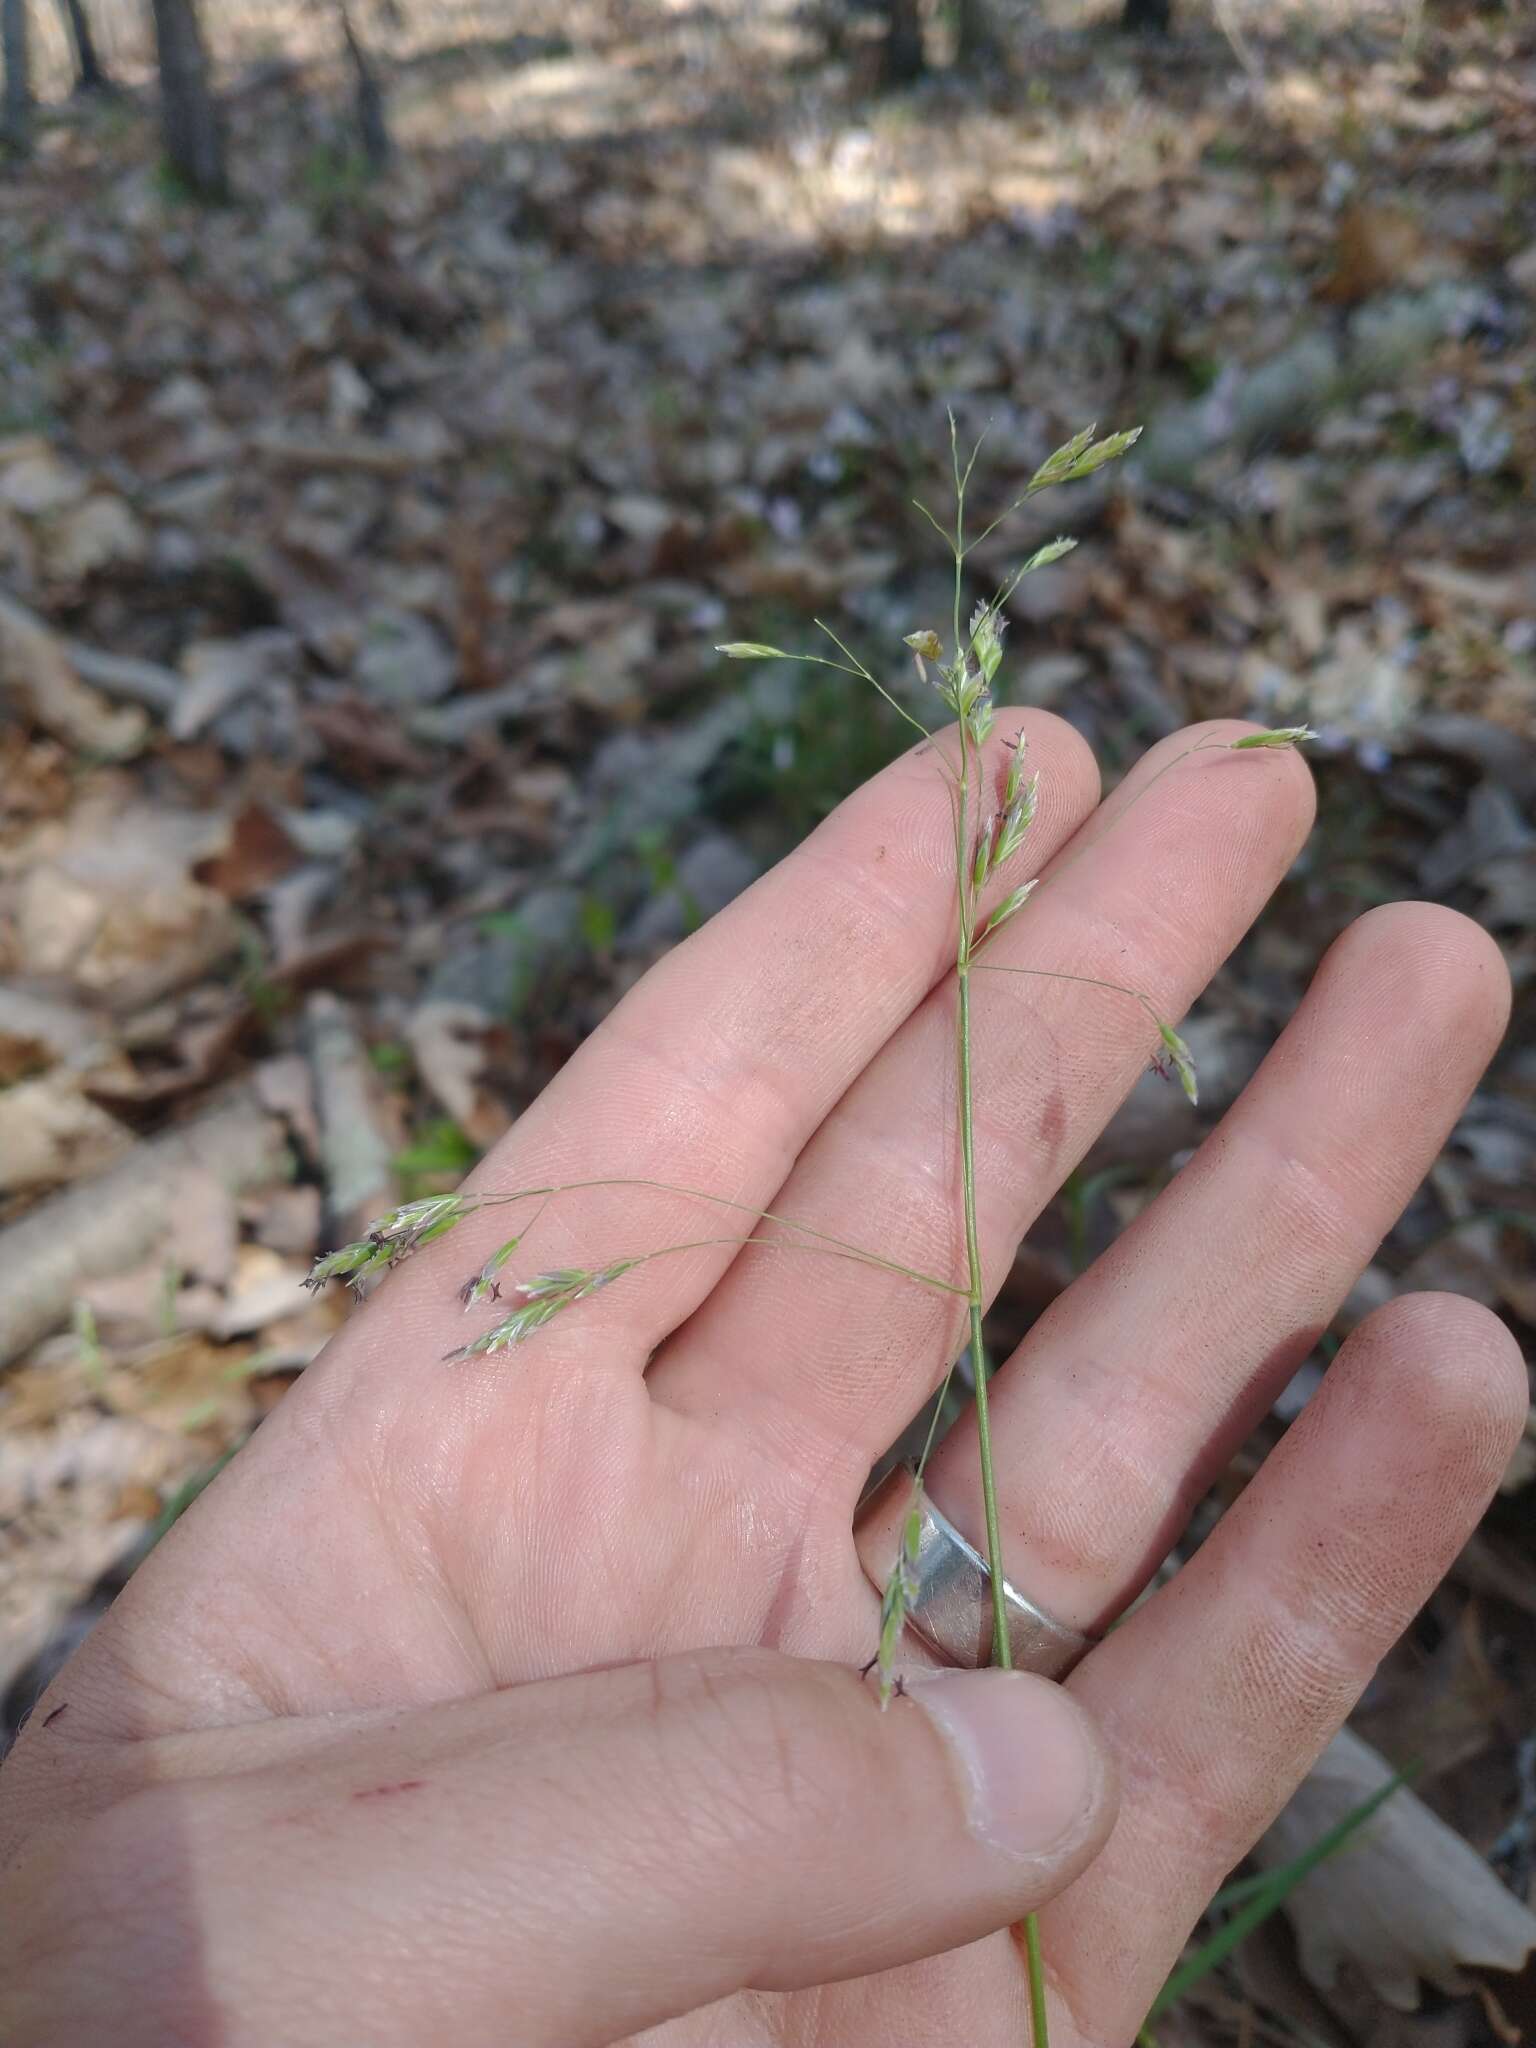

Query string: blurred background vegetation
1 0 1533 2038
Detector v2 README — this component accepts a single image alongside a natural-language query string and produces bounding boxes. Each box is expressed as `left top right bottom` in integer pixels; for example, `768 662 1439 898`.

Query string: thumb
523 1650 1116 2033
71 1646 1116 2047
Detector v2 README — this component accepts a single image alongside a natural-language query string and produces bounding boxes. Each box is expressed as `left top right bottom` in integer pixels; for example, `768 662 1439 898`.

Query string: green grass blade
1149 1766 1412 2020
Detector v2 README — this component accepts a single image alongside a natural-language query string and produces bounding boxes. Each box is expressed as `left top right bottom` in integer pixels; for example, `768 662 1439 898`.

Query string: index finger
327 711 1102 1397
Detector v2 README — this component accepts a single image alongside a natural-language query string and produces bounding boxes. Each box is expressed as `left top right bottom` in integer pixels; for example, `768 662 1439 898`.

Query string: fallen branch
305 993 396 1239
252 433 422 477
0 1086 292 1367
66 642 180 716
0 592 149 757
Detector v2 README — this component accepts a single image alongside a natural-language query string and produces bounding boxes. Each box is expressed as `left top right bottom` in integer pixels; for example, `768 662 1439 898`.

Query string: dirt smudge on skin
1037 1085 1068 1161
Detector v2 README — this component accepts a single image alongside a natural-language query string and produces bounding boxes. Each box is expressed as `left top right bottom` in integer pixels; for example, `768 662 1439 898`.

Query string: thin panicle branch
974 963 1200 1104
911 496 953 548
309 1179 976 1347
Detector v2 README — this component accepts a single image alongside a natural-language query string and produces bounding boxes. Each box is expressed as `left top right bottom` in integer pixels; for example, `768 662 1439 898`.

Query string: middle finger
648 722 1314 1477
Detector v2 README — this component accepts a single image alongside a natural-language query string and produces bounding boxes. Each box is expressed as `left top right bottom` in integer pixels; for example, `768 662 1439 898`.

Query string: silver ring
854 1466 1095 1679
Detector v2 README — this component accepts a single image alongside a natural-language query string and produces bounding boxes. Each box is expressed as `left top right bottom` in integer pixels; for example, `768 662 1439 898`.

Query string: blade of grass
1148 1766 1414 2021
147 1448 240 1547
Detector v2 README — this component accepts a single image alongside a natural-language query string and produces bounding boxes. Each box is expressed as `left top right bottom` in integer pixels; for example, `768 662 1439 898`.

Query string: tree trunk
149 0 227 199
877 0 924 86
57 0 109 93
953 0 1001 69
1121 0 1172 30
341 2 389 170
2 0 31 154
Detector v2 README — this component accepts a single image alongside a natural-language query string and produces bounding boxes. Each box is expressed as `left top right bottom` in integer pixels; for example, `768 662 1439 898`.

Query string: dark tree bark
340 2 389 170
876 0 924 85
57 0 110 93
149 0 227 199
2 0 31 154
953 0 1002 69
1121 0 1172 30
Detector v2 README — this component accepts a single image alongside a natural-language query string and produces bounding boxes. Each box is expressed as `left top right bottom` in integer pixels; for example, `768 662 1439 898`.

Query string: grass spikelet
874 1489 924 1710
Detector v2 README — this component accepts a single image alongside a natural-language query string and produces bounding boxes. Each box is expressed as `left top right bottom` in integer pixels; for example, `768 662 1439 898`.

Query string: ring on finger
854 1466 1097 1680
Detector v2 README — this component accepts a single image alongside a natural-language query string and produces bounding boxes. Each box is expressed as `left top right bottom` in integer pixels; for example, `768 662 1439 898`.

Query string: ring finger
922 897 1511 1637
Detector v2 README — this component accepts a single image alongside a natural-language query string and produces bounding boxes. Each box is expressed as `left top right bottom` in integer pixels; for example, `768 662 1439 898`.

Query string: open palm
1 715 1522 2048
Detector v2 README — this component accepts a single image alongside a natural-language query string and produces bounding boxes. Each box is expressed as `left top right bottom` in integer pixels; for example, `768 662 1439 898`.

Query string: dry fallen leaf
1255 1727 1536 2010
0 592 148 759
1317 203 1428 306
11 799 239 1006
42 495 148 584
0 1067 136 1195
0 444 89 517
0 987 105 1085
405 998 506 1144
193 800 304 900
172 633 299 743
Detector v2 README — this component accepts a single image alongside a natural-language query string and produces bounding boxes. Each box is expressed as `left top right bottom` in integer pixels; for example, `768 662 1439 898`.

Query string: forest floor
1 1 1534 2039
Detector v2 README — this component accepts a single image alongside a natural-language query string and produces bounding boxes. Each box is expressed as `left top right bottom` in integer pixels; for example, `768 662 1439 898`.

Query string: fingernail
908 1669 1102 1861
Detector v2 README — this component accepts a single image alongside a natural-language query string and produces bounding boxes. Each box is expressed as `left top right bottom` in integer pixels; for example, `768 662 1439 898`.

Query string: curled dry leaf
193 801 303 900
0 1068 136 1196
1255 1727 1536 2010
172 633 300 743
404 999 504 1144
42 495 147 585
0 987 105 1085
0 444 89 518
0 991 139 1194
11 799 240 1009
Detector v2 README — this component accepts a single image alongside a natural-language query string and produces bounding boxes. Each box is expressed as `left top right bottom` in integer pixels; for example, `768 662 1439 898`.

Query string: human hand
1 717 1523 2048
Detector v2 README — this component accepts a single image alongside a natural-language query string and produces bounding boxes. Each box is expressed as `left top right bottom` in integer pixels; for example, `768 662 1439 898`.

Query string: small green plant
300 140 373 225
717 661 912 836
148 1447 239 1547
1142 1767 1411 2039
579 892 618 954
634 827 705 935
368 1038 413 1076
393 1120 479 1197
235 917 293 1030
152 157 200 206
158 1260 183 1340
309 418 1314 2046
72 1298 107 1396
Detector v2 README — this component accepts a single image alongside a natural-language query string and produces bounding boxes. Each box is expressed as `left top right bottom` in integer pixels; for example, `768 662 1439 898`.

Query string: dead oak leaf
1256 1728 1536 2011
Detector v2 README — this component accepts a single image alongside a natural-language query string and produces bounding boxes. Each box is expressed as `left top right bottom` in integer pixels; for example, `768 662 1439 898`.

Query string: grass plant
309 418 1316 2044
